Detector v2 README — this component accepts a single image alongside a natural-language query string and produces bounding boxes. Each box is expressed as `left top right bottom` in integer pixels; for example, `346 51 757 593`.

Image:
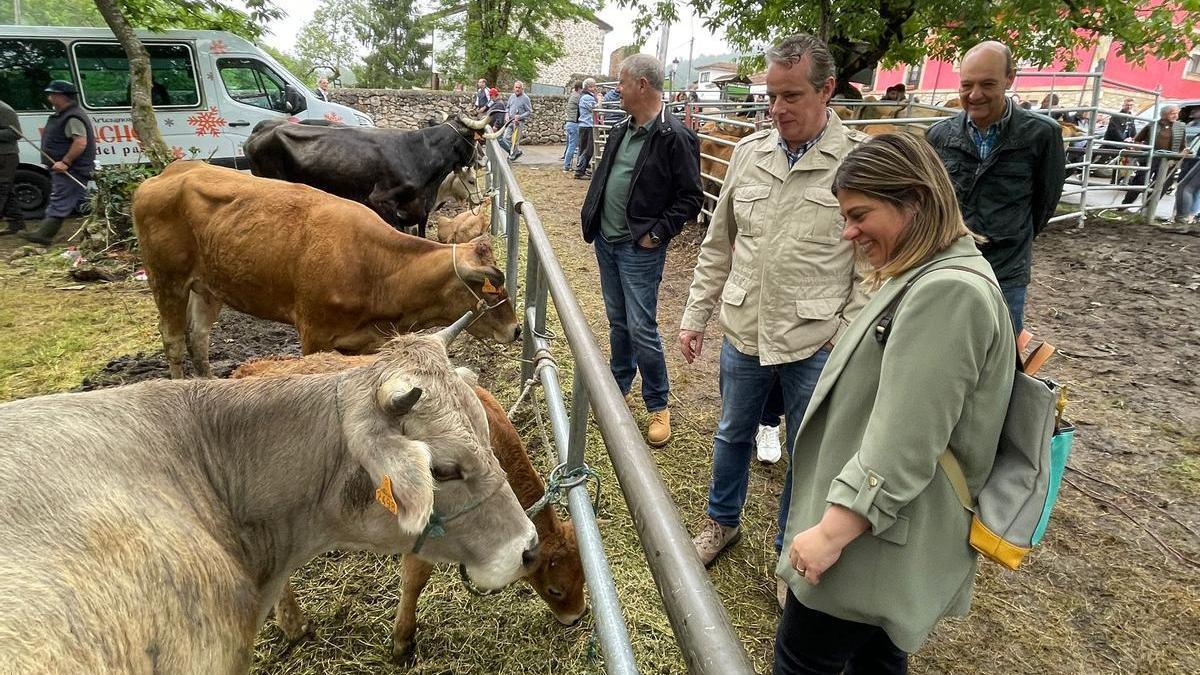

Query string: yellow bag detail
968 516 1030 571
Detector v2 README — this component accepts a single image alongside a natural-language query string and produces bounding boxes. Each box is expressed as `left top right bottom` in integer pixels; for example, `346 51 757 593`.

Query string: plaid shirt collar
966 98 1013 160
778 109 831 167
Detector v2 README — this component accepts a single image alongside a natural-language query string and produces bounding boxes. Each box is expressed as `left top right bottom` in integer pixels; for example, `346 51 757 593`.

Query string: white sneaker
756 424 782 463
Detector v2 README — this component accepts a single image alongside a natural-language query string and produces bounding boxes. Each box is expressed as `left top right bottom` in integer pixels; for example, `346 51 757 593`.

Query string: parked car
0 25 372 219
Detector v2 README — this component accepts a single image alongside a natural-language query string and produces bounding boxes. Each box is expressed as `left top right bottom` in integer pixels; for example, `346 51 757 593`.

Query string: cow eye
432 464 463 482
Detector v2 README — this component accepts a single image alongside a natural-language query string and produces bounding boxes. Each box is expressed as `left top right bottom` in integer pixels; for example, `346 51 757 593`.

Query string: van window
73 42 200 109
0 38 72 112
218 58 289 112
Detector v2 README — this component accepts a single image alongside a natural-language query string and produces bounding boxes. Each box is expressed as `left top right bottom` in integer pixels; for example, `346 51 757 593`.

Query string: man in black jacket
927 41 1065 334
580 53 703 447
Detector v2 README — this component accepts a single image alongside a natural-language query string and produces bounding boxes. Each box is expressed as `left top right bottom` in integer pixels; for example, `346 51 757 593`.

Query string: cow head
527 522 587 625
339 332 538 590
457 113 503 141
446 236 520 343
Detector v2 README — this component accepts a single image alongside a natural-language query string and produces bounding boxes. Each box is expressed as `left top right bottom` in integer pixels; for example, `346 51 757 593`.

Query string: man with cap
0 98 25 236
21 80 96 246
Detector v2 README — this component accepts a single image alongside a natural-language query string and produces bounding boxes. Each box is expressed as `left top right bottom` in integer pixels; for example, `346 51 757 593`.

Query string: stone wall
538 18 608 90
330 89 570 144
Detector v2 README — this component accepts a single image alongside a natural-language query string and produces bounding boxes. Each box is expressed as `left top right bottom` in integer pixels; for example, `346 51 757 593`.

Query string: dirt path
513 165 1200 673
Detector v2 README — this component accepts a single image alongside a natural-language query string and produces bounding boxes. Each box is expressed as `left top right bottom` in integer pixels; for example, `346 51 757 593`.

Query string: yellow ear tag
375 475 399 515
482 278 499 293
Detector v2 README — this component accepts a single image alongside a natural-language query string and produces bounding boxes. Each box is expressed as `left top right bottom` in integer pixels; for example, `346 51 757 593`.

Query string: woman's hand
787 505 869 584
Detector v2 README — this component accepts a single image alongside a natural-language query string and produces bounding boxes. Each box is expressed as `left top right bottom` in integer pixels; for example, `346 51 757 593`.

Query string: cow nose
522 538 541 569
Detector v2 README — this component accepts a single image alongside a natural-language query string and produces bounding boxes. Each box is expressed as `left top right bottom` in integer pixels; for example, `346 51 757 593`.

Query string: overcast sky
254 1 732 71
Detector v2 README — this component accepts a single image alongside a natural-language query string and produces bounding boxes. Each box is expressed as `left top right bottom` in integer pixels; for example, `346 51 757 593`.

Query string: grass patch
0 251 160 401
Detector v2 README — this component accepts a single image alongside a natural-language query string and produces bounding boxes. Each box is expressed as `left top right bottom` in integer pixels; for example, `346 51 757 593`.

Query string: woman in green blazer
774 133 1016 673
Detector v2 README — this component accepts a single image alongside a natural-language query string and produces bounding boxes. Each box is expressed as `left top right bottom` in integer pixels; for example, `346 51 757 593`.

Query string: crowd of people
578 37 1057 674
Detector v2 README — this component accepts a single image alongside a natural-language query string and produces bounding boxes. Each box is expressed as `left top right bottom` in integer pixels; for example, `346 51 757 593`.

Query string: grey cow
0 330 537 673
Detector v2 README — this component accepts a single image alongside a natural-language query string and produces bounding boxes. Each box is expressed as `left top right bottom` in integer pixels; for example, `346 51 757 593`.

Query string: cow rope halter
450 243 509 323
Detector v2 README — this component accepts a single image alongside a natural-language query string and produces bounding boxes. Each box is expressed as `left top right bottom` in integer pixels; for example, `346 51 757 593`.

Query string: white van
0 25 373 218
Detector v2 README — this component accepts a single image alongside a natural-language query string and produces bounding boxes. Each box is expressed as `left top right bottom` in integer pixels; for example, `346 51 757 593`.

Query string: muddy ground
7 165 1196 672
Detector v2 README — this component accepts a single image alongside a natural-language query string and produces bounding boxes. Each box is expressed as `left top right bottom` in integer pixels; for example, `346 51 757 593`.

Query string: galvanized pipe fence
585 66 1173 227
481 137 756 675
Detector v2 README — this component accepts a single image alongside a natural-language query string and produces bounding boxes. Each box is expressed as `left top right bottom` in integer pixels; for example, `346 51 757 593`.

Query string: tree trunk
92 0 172 168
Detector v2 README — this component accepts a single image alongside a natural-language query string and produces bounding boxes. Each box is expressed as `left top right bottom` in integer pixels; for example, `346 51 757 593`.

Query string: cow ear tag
375 475 399 515
482 278 499 294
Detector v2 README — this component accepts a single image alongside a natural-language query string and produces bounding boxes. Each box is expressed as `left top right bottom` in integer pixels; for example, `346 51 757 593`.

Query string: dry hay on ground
2 165 1197 673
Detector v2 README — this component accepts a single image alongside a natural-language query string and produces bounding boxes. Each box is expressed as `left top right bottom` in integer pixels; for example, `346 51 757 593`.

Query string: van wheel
12 168 50 221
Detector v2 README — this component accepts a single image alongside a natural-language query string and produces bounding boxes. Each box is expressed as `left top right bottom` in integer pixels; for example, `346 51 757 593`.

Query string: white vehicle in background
0 25 373 219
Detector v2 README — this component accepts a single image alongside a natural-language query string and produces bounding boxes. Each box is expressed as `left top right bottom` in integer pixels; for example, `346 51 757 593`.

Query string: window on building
73 42 200 109
699 71 710 83
1186 52 1200 78
0 38 72 112
218 58 289 111
905 62 924 89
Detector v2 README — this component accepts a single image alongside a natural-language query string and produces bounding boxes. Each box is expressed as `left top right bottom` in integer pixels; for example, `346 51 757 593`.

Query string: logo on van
210 40 229 55
188 107 228 137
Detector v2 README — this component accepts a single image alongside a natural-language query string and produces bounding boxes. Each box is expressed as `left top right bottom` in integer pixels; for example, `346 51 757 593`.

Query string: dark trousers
774 592 907 675
0 154 22 227
1122 158 1177 205
575 127 594 177
1001 284 1028 335
594 236 670 411
45 170 89 218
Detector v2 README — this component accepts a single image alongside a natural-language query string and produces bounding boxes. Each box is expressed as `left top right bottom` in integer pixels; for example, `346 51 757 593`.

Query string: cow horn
434 311 475 345
458 114 488 131
482 127 503 140
387 387 423 416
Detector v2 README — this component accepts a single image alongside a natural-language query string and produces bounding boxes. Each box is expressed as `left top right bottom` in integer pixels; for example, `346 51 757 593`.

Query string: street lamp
669 57 679 89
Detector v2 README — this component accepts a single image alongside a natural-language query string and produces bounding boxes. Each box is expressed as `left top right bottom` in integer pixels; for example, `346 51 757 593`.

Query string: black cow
244 114 496 238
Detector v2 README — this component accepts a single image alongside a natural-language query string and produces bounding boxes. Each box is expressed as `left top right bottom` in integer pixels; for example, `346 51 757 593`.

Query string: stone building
607 44 641 81
533 15 613 93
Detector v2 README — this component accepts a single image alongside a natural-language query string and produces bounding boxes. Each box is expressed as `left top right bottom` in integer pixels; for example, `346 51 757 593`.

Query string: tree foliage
294 0 363 80
438 0 599 85
621 0 1200 96
354 0 433 88
3 0 278 40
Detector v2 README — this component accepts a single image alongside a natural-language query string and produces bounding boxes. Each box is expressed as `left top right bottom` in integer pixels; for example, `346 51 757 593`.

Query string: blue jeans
1001 284 1027 335
1174 161 1200 220
563 121 580 170
595 237 670 411
707 339 829 552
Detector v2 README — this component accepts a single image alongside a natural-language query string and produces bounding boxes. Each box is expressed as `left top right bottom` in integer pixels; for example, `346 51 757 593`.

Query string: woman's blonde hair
832 133 978 285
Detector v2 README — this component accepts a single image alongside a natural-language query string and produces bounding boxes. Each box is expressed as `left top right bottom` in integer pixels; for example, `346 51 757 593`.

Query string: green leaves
615 0 1200 92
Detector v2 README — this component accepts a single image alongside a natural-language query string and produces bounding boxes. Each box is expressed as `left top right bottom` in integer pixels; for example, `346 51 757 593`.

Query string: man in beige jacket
679 34 869 592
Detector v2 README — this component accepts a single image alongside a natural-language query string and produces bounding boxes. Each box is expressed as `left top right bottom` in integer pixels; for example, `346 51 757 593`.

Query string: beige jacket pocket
798 186 844 243
732 184 772 237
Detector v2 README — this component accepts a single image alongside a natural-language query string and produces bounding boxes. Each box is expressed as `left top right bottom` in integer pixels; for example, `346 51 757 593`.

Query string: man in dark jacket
580 53 703 447
21 80 96 246
0 99 24 235
927 41 1065 333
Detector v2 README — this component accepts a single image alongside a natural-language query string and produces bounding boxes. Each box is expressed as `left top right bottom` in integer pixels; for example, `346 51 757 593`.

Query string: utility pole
656 21 670 66
13 0 20 24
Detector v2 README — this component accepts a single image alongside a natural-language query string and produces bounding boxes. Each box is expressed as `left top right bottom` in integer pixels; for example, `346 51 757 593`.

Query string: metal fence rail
483 138 755 675
587 72 1170 228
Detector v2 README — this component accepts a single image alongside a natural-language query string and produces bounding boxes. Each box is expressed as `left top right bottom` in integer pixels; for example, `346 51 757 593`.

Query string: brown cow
435 201 492 244
697 121 756 224
232 354 587 661
133 162 519 379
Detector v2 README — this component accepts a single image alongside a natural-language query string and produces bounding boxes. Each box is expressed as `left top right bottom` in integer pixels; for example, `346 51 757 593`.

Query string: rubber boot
20 216 64 246
1 219 23 235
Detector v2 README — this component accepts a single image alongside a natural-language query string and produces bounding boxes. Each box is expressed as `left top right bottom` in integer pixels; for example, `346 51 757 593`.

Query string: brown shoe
692 516 741 567
646 408 671 447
